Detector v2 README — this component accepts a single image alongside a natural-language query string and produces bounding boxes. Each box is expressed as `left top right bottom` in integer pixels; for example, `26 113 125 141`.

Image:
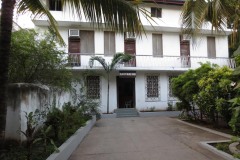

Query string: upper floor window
151 7 162 18
86 76 100 99
145 75 160 101
152 34 163 56
207 37 216 58
49 0 62 11
104 31 115 56
80 30 95 54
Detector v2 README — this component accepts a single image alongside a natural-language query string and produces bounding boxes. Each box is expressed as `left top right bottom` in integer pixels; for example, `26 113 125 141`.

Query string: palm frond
17 0 65 45
63 0 144 36
181 0 229 43
89 56 108 71
110 53 132 71
181 0 208 35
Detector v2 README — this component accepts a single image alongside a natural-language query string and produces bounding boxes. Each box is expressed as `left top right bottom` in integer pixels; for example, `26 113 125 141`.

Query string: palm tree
181 0 239 43
0 0 144 146
89 53 132 114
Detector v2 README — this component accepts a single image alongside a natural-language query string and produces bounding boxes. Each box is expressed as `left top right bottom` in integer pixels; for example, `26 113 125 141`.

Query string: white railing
67 53 236 69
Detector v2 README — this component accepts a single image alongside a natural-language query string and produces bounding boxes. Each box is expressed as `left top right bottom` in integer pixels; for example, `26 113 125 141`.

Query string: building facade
33 0 235 113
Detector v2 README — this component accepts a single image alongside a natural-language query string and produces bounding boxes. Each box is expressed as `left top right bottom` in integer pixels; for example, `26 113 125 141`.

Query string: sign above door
119 71 136 77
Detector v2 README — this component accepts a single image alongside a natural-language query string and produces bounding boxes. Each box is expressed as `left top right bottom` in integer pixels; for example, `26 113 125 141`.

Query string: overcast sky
0 1 34 28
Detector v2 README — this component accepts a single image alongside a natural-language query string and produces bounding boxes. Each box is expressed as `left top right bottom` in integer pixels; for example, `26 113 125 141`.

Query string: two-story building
33 0 235 113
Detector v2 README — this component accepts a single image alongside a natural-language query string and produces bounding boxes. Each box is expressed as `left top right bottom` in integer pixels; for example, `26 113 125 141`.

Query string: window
86 76 100 99
80 30 95 54
152 34 163 56
151 7 162 18
207 37 216 58
49 0 62 11
145 75 160 101
168 76 177 100
104 31 115 56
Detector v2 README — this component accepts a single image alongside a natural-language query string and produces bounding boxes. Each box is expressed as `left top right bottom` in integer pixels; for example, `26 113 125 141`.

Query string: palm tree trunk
0 0 16 148
107 73 109 114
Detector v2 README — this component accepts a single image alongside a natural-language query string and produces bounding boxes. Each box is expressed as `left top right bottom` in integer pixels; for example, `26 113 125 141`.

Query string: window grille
145 75 160 101
87 76 100 99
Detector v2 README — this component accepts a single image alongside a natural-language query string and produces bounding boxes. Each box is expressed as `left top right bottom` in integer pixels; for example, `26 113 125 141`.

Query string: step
115 108 139 118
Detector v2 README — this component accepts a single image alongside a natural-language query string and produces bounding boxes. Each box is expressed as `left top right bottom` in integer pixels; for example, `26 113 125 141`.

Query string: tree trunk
107 73 109 114
0 0 16 148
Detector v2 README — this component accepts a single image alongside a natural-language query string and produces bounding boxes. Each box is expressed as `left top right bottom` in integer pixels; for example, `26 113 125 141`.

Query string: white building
33 0 235 113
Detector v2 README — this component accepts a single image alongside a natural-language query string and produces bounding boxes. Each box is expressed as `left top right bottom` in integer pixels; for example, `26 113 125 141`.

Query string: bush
9 29 72 90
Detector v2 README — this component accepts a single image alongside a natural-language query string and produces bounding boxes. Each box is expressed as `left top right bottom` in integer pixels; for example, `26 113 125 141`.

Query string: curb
46 116 96 160
200 141 239 160
177 119 240 160
177 119 232 139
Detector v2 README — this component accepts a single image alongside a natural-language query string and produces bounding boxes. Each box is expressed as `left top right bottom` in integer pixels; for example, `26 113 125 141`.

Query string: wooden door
68 38 80 66
180 41 190 67
124 40 136 66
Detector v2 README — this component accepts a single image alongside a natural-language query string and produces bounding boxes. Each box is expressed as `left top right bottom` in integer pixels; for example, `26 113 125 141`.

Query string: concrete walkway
69 116 229 160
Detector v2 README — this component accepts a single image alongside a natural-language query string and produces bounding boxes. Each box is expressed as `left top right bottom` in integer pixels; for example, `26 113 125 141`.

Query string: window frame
168 75 178 100
86 76 101 100
207 36 216 58
104 31 116 56
49 0 62 11
151 7 162 18
152 34 163 57
145 75 160 101
80 30 95 54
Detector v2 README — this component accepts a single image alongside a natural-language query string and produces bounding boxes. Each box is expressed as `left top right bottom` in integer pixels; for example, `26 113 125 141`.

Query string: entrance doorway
117 77 135 108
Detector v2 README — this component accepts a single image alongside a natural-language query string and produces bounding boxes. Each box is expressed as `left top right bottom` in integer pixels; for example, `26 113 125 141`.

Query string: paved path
69 117 229 160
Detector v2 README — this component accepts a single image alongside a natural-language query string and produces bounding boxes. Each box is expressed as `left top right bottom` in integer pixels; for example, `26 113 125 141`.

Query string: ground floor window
145 75 160 101
168 76 177 100
86 76 100 99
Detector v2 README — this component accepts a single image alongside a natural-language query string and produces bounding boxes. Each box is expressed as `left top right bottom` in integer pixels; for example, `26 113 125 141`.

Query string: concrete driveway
69 116 229 160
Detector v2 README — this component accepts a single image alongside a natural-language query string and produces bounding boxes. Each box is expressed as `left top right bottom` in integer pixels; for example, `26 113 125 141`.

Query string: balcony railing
67 53 236 70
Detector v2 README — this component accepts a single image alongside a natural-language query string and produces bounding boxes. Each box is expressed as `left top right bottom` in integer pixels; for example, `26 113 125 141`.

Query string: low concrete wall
46 116 96 160
5 83 71 141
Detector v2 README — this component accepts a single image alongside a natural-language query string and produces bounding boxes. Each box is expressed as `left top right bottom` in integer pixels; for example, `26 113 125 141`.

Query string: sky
0 1 34 29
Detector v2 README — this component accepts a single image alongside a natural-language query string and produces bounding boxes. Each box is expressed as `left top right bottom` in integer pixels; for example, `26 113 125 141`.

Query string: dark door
124 40 136 66
69 38 80 53
68 38 81 66
117 77 135 108
180 41 190 67
180 41 190 57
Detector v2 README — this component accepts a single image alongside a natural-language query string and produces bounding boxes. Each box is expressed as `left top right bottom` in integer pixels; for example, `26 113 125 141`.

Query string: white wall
5 83 71 141
135 72 169 111
98 71 176 112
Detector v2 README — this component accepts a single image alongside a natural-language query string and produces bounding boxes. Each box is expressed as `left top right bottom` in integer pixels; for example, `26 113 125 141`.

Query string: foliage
2 98 99 160
172 63 236 127
9 29 73 90
215 142 230 153
89 53 132 73
19 110 47 160
45 101 100 144
194 66 234 123
172 63 214 113
229 98 240 134
181 0 240 46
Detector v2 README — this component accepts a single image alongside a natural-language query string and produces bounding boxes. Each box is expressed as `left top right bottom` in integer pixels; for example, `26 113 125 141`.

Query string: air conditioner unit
125 32 136 40
182 34 191 41
69 29 80 37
